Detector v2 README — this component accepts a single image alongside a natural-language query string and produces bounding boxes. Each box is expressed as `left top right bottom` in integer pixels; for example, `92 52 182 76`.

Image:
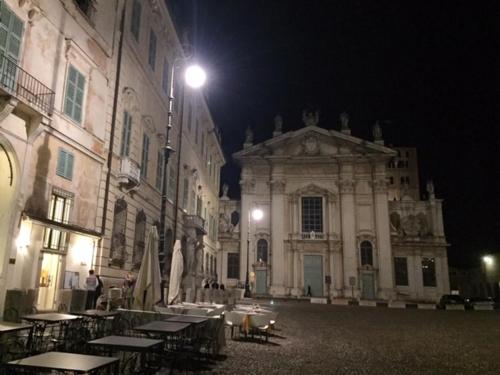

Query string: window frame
301 196 323 233
130 0 141 41
56 148 75 180
64 65 86 124
360 241 373 266
227 253 240 279
140 133 150 178
422 257 437 287
120 111 132 157
394 257 409 286
148 29 157 70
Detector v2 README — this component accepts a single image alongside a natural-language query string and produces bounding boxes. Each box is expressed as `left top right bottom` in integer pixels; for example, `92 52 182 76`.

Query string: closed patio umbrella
132 226 161 310
168 239 183 305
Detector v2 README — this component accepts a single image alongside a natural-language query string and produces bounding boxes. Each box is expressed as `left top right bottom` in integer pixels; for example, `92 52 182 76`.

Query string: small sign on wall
349 276 356 286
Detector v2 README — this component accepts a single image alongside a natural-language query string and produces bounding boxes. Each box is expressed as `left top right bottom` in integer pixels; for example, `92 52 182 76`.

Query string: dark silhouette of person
307 285 312 297
94 275 103 309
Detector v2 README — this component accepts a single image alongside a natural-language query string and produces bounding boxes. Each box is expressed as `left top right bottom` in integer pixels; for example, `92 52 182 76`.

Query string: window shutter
148 30 156 69
64 66 85 123
131 0 141 40
56 149 67 177
66 152 74 180
121 111 132 156
0 4 23 62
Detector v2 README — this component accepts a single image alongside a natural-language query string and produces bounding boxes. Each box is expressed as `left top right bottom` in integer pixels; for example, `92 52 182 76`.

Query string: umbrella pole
143 290 147 310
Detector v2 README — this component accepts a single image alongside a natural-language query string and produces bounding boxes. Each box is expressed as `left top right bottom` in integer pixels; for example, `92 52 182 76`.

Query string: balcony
117 157 141 189
0 53 54 128
301 231 325 240
183 214 206 236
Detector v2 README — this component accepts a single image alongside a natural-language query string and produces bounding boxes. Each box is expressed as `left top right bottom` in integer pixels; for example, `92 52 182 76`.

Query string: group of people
85 270 136 310
203 280 225 291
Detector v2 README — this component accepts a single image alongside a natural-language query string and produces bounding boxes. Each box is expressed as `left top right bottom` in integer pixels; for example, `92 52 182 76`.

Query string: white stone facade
0 0 224 314
219 115 449 302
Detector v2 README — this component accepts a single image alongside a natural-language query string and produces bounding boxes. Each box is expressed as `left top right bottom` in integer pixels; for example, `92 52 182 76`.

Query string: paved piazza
205 301 500 375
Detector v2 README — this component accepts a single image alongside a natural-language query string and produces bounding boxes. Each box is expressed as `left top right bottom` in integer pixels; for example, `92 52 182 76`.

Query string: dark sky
168 0 500 268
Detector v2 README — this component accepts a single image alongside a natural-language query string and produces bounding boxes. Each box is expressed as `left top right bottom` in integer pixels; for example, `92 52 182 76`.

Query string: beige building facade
219 113 449 302
0 0 223 315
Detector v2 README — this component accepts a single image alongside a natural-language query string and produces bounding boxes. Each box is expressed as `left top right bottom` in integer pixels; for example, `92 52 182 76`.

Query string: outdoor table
71 310 118 338
88 335 163 372
0 322 33 363
134 321 191 350
6 351 119 374
22 313 82 353
164 315 208 324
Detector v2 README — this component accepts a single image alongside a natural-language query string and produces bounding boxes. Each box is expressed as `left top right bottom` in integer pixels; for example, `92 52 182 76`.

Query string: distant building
449 255 500 299
218 112 449 302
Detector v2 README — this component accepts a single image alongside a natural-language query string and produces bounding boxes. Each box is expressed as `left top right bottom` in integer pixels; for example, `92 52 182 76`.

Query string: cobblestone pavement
186 300 500 375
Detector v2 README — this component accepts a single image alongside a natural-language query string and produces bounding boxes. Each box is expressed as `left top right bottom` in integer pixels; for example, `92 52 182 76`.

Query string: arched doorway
0 138 20 311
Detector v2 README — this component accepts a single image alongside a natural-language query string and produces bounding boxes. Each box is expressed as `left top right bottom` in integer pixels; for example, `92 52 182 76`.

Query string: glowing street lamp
244 208 264 298
184 65 207 88
482 255 493 266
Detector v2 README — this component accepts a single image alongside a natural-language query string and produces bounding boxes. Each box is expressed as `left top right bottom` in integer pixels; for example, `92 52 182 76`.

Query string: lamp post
158 62 206 288
244 208 264 298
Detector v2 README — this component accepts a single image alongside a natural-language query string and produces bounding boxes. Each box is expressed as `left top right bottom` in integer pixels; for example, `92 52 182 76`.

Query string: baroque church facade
218 112 449 302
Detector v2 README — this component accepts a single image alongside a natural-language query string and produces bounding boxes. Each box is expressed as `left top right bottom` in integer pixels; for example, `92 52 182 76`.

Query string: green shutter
121 111 132 156
131 0 141 40
141 134 149 178
148 30 156 69
64 66 85 123
56 149 74 180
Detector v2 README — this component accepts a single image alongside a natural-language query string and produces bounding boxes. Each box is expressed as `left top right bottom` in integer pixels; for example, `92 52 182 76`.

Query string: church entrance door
303 255 323 297
255 270 267 294
361 273 375 299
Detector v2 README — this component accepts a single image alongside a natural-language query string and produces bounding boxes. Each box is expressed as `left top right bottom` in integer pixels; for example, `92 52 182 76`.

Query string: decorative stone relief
370 178 388 193
339 179 355 194
240 178 255 194
122 87 140 113
301 134 320 155
302 110 320 127
270 179 286 194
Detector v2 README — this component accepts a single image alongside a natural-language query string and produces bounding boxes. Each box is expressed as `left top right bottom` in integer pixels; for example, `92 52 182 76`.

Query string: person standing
94 275 104 309
85 270 98 309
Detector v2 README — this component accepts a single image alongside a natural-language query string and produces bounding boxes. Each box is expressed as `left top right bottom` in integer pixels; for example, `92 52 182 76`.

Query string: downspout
100 0 126 237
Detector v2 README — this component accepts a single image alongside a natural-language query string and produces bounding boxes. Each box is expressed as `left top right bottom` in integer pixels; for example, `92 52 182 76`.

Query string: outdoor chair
249 314 271 342
224 311 245 339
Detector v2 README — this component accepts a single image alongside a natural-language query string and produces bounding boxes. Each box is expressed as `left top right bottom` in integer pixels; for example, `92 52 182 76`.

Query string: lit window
257 239 268 263
43 191 72 251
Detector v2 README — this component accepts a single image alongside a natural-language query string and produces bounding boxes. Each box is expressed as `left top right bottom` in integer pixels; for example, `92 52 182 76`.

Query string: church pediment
233 125 396 161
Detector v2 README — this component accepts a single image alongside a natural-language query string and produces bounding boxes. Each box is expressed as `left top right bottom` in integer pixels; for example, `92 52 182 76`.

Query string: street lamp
244 208 264 298
158 61 206 285
483 255 493 266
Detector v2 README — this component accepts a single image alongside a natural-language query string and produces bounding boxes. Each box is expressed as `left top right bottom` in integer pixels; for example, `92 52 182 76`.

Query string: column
270 179 287 296
372 175 395 299
239 178 254 286
339 167 357 298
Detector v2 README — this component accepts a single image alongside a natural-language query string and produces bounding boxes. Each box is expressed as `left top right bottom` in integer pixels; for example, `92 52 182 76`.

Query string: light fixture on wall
15 217 32 256
244 208 264 298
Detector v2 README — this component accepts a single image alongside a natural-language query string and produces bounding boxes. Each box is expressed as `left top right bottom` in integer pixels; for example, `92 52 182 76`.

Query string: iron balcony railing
0 53 55 115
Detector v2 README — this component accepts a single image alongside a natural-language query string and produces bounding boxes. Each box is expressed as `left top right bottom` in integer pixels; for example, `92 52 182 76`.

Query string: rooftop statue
274 114 283 132
340 112 350 131
373 121 383 141
302 110 320 127
245 126 253 144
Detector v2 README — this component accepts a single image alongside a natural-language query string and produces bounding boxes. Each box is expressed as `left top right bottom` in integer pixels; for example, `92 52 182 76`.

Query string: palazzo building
0 0 223 314
219 112 450 302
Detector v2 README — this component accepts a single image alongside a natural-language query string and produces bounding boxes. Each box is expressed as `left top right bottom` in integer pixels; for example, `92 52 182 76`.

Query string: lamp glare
185 65 206 88
252 208 264 221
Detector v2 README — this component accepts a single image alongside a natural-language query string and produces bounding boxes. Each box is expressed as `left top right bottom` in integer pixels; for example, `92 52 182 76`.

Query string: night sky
168 1 500 268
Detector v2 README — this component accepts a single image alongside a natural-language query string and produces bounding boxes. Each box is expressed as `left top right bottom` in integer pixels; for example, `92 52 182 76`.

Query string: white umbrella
132 226 161 310
168 239 183 305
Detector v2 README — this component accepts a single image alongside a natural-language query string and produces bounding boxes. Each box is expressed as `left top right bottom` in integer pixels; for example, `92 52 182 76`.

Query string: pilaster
269 178 287 296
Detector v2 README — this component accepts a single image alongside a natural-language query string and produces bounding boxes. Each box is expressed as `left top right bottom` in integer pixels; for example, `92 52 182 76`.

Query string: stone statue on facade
426 180 435 200
340 112 350 131
302 110 320 127
221 183 229 200
245 126 253 143
274 114 283 132
372 121 383 141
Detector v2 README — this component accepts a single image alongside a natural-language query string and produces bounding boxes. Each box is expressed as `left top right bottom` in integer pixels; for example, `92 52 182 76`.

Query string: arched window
110 199 127 268
132 211 147 269
360 241 373 266
257 239 268 263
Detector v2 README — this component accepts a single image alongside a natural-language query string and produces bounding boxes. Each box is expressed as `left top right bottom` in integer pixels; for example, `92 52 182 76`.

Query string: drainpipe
100 0 126 242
